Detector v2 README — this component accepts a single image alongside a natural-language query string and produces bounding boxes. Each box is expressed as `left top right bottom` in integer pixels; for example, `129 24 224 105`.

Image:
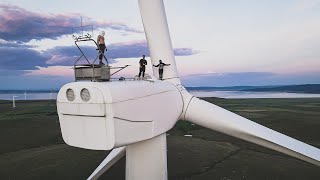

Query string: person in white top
97 31 106 65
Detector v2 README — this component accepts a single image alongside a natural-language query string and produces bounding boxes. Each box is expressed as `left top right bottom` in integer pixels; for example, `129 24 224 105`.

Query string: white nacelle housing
57 81 183 150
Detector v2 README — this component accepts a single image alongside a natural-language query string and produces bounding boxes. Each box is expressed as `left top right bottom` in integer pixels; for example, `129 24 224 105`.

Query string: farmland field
0 98 319 180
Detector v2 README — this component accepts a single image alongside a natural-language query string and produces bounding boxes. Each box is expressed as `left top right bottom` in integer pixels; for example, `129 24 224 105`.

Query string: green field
0 98 319 180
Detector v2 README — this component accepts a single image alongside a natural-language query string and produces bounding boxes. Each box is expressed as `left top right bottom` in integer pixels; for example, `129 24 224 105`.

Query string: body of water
1 91 320 101
189 90 320 99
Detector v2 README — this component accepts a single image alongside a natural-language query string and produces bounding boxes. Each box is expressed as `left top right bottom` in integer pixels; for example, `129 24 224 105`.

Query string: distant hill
243 84 320 94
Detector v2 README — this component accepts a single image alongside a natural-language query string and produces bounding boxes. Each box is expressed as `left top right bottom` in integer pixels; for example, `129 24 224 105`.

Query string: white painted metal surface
138 0 180 84
184 97 320 166
57 81 183 150
126 134 167 180
87 147 126 180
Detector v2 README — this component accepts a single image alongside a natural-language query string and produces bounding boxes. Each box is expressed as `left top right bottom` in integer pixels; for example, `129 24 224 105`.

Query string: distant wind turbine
12 95 18 108
24 91 27 100
49 90 52 100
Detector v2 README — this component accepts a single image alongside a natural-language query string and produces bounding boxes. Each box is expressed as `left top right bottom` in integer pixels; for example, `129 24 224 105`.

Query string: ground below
0 98 319 180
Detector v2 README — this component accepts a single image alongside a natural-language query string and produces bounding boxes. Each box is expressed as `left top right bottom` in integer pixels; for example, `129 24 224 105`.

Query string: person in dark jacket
138 55 147 78
153 60 170 80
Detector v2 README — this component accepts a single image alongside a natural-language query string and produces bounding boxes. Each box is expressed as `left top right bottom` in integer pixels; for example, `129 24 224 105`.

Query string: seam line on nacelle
111 89 174 104
61 113 106 117
114 116 153 122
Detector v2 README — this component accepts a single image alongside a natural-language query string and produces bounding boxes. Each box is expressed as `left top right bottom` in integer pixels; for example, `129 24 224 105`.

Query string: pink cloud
0 3 142 42
25 66 73 77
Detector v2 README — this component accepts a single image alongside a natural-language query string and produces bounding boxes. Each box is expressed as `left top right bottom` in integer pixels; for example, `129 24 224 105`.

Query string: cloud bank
0 4 142 43
0 40 198 71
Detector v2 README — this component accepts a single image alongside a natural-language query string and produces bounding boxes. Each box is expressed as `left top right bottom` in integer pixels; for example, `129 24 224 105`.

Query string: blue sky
1 0 320 89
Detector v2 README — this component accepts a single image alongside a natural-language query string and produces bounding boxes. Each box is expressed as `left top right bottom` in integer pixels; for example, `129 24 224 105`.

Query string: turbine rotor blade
184 97 320 166
87 146 126 180
138 0 180 83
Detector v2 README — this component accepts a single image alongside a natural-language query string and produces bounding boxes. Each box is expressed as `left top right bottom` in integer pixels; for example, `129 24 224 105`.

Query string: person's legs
98 45 103 60
142 67 145 77
99 44 106 64
159 69 163 80
138 68 142 77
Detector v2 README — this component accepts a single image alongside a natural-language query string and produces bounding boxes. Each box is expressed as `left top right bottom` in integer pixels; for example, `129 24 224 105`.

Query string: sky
0 0 320 89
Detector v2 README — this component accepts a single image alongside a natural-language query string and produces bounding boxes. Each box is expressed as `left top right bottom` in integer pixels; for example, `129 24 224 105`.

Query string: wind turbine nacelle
57 81 183 150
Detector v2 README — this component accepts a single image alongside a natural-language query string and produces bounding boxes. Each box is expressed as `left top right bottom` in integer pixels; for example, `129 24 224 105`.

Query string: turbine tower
56 0 320 179
50 90 52 100
24 91 27 100
12 95 18 108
